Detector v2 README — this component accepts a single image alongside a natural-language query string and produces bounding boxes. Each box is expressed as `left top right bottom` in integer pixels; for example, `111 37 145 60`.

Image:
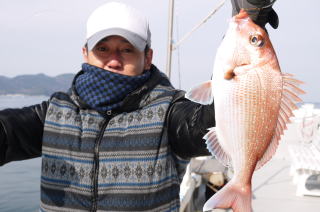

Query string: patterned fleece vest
40 81 189 212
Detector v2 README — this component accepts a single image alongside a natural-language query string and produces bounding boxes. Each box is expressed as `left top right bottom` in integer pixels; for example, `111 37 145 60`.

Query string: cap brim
86 28 147 52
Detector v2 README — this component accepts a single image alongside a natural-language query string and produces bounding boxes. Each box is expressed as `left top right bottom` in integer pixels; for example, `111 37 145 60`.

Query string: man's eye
97 47 107 51
121 48 133 53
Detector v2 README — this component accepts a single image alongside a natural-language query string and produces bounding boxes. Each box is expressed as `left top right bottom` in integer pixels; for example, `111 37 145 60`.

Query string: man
0 1 278 211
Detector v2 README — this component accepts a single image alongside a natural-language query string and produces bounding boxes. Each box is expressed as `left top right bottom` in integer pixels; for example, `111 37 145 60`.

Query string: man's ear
144 48 153 70
82 47 89 62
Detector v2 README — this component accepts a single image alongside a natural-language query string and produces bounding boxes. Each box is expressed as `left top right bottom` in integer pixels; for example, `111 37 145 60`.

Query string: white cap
85 2 151 52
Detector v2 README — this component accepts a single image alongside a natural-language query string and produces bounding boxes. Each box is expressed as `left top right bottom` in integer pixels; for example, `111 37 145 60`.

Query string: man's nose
107 51 122 69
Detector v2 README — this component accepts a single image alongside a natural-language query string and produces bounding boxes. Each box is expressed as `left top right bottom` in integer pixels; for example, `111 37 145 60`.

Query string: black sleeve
231 0 279 29
0 101 49 166
167 90 215 159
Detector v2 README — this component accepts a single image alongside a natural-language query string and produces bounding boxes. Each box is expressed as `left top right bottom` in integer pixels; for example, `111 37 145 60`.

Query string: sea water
0 95 48 212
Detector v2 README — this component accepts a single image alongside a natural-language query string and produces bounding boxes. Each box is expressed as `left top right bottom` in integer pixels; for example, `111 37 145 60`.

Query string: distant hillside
0 73 75 96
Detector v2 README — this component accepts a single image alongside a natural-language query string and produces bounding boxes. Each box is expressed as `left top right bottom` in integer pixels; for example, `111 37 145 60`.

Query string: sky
0 0 319 102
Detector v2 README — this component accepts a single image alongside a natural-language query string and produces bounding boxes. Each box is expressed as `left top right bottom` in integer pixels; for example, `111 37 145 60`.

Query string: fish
185 10 304 212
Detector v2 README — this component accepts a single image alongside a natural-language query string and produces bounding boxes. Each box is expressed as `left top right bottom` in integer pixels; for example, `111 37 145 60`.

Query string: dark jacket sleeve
0 101 48 166
167 90 215 159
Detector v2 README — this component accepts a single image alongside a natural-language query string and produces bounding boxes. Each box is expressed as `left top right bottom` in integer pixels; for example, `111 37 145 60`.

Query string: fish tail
203 179 253 212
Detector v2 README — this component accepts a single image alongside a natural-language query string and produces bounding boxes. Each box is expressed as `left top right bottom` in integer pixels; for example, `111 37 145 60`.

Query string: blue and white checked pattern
75 63 151 112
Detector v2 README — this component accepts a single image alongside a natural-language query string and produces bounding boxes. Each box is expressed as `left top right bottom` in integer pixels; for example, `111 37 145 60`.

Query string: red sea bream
185 10 304 212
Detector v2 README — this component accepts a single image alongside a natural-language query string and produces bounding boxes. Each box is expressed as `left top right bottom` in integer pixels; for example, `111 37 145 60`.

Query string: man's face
82 35 153 76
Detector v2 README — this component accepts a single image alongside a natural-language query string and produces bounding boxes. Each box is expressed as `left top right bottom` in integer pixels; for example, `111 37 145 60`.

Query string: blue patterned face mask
75 63 151 113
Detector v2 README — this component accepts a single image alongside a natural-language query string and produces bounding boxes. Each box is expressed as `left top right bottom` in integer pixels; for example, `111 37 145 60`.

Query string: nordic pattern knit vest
40 80 189 211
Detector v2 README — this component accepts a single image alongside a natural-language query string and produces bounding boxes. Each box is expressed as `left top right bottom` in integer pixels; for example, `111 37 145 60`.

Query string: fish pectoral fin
204 127 232 167
185 80 213 105
224 69 235 80
224 65 248 80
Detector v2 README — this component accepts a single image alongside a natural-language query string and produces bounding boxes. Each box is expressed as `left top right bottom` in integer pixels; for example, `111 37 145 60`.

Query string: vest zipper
91 110 113 212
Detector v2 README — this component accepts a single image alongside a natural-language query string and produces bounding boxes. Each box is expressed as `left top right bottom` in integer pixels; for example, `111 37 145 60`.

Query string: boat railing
288 104 320 197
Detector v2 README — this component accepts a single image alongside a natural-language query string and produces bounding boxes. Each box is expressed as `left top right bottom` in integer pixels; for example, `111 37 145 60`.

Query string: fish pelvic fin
204 127 232 167
203 179 253 212
255 73 305 170
185 80 214 105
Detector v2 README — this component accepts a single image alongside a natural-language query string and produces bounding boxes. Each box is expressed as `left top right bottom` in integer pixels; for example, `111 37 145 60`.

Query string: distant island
0 73 75 96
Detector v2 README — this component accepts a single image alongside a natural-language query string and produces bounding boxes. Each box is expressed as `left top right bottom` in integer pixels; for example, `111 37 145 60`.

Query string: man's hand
231 0 279 29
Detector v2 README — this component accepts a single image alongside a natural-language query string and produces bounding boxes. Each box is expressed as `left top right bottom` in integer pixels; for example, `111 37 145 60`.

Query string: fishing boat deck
251 123 320 212
252 158 319 212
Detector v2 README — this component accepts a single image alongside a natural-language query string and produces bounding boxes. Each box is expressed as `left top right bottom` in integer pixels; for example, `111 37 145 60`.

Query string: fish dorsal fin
185 80 214 105
255 73 304 170
204 127 232 167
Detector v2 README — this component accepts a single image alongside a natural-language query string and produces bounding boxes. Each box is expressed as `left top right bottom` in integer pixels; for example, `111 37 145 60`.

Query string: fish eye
251 37 258 43
249 34 264 47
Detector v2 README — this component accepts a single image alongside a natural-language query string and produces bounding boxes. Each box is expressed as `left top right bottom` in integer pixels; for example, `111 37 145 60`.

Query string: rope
172 0 226 50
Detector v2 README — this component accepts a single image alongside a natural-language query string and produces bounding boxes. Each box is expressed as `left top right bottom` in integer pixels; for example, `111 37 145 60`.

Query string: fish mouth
235 9 250 20
231 10 251 30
